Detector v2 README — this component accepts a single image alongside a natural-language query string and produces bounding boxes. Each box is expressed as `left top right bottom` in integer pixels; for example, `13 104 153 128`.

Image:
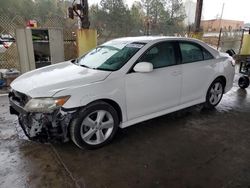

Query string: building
201 19 244 32
184 0 196 25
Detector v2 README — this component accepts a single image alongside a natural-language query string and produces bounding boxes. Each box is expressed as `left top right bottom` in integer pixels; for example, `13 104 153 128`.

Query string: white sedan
9 36 235 149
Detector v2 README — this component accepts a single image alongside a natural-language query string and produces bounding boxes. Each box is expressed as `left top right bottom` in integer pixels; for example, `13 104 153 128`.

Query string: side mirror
133 62 153 73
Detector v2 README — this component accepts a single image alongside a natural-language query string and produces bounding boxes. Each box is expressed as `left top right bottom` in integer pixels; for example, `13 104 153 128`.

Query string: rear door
178 41 215 104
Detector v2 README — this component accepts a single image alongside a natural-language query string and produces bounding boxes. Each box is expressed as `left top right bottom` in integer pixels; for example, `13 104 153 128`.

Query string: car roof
109 36 220 58
110 36 203 43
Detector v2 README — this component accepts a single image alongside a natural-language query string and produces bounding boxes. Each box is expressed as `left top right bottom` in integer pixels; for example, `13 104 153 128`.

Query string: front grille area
9 90 29 107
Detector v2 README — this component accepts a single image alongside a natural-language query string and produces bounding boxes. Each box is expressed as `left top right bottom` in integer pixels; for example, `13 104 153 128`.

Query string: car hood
11 61 111 97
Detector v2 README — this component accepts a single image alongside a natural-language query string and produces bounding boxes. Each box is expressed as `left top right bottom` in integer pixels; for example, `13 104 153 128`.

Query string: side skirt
120 98 205 129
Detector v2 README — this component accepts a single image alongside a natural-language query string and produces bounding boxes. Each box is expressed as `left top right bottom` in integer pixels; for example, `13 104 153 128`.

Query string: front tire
70 101 119 149
204 79 225 109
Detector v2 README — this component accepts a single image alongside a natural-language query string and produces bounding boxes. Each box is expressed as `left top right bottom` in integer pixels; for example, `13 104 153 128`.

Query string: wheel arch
214 75 227 89
86 98 123 124
204 75 227 101
204 75 226 109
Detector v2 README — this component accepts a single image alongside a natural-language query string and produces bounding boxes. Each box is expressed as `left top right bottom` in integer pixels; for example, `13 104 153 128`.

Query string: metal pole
218 3 225 31
239 29 245 54
194 0 203 32
80 0 90 29
217 28 222 50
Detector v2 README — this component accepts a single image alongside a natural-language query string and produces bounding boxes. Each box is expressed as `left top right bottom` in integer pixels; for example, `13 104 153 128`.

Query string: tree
140 0 185 35
0 0 67 25
164 0 186 35
99 0 131 39
130 2 145 35
0 0 36 20
89 4 108 40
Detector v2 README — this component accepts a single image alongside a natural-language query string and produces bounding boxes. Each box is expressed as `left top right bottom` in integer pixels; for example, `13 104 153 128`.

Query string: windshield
77 41 145 71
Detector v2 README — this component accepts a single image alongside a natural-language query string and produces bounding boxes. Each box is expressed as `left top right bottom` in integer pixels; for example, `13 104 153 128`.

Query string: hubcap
209 82 223 105
80 110 114 145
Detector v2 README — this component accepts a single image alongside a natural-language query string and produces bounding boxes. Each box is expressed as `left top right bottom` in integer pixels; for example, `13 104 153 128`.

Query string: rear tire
238 76 249 89
70 101 119 149
204 79 225 109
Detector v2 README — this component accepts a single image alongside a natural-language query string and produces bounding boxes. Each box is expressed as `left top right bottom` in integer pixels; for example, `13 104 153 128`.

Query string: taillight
230 59 236 67
3 42 9 49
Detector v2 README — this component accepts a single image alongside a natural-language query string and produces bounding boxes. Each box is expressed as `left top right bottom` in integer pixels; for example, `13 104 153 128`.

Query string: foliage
90 0 186 40
0 0 68 26
130 2 145 35
0 0 186 39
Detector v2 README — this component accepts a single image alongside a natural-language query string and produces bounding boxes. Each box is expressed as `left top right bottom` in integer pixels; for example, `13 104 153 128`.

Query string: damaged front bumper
9 91 76 143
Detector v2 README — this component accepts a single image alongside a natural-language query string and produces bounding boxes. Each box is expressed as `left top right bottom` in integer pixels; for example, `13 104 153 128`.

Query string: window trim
127 41 180 74
178 41 214 64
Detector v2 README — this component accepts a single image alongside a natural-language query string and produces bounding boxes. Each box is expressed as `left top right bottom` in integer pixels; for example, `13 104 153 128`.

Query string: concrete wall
16 29 36 73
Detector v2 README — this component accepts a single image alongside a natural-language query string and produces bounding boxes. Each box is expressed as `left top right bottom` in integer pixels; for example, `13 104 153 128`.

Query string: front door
125 41 182 120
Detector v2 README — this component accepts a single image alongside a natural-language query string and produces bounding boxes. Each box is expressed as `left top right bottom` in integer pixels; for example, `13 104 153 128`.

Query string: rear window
179 42 214 64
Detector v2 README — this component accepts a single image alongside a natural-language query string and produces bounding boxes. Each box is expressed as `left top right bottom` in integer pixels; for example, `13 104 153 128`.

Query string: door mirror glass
133 62 153 73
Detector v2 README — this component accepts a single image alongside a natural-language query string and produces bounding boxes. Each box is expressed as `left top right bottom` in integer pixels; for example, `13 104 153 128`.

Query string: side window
203 48 214 60
139 42 176 69
180 42 203 63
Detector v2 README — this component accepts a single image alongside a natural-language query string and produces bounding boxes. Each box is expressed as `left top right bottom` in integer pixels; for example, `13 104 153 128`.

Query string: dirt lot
0 75 250 188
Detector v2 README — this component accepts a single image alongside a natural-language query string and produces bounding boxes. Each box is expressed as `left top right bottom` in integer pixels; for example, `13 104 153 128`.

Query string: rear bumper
224 77 234 93
224 64 235 93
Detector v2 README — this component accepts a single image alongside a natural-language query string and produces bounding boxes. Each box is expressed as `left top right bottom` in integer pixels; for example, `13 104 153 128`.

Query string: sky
89 0 250 23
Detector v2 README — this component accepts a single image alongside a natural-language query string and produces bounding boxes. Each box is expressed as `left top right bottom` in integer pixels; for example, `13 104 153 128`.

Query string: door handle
209 64 216 68
171 70 181 76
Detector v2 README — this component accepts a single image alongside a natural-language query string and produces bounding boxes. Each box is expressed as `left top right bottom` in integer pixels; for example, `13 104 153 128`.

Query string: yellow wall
241 34 250 55
190 32 203 40
77 29 97 56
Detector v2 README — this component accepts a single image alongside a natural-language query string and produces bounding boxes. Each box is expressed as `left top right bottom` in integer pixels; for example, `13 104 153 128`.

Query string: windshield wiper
80 64 91 68
93 67 113 71
72 58 90 68
70 59 77 64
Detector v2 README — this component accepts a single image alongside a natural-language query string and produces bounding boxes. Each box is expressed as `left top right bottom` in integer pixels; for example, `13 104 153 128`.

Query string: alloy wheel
209 82 223 105
80 110 114 145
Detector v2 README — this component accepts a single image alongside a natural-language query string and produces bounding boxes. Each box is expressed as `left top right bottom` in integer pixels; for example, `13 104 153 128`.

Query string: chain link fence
202 29 244 53
0 15 25 70
1 13 245 71
0 15 78 70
